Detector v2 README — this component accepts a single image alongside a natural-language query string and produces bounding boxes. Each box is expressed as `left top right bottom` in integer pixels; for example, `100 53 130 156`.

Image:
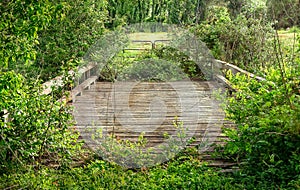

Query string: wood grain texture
72 80 233 166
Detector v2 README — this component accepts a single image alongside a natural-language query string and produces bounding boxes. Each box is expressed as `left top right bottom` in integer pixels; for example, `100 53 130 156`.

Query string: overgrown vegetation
1 0 300 189
193 3 276 73
0 70 81 175
33 0 107 81
100 46 206 82
0 0 108 80
0 150 242 189
220 65 300 188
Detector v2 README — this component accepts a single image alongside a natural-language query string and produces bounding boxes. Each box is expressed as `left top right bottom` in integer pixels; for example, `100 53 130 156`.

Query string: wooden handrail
213 60 266 91
214 60 265 81
42 63 99 97
41 58 266 99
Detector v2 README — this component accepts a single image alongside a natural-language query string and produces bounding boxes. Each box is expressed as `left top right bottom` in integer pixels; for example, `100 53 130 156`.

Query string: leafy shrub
0 71 80 174
91 118 193 168
192 6 232 59
267 0 300 29
100 46 207 82
193 5 275 73
0 1 55 73
221 65 300 187
33 0 108 81
0 150 242 190
152 46 207 80
118 58 190 81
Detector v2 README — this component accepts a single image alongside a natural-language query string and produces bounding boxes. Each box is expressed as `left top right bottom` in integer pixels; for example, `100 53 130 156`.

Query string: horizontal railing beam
42 63 99 100
214 60 265 82
213 60 266 91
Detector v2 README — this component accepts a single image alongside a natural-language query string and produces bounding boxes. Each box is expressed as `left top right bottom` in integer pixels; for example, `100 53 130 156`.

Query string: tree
0 0 55 73
0 1 80 173
193 4 275 71
267 0 300 28
106 0 212 26
33 0 108 81
226 0 246 18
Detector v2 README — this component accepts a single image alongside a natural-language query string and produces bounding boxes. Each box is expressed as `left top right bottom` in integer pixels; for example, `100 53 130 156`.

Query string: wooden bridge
41 54 264 168
39 36 266 167
73 80 225 148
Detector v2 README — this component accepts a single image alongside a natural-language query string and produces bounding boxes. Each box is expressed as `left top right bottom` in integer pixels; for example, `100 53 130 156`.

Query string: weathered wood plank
72 76 98 102
72 81 227 149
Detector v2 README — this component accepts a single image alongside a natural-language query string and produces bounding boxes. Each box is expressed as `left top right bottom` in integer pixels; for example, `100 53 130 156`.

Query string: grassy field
126 32 170 49
128 32 170 41
120 32 171 58
278 28 299 47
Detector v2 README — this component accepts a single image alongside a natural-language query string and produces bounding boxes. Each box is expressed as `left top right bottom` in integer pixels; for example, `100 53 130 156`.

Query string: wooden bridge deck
72 80 231 155
38 59 263 167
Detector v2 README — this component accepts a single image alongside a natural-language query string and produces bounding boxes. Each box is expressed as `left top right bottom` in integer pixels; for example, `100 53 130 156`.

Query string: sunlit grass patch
277 29 298 47
128 32 170 41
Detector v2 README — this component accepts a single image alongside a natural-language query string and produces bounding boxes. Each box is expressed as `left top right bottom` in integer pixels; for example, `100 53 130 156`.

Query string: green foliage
226 0 246 18
193 5 275 72
100 46 206 82
192 6 231 58
221 65 300 186
1 1 299 188
0 151 243 189
95 132 153 168
221 14 274 71
33 0 108 81
0 0 55 72
0 0 83 175
91 118 193 168
118 58 190 81
0 0 108 80
152 46 206 80
267 0 300 29
106 0 211 27
107 0 148 27
0 71 80 174
226 0 268 19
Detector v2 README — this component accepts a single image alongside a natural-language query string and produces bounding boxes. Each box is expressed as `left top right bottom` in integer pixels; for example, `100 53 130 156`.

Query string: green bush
0 71 80 174
152 46 206 80
0 1 55 73
192 6 231 59
193 5 275 73
33 0 108 81
0 0 108 81
0 150 242 190
221 65 300 187
100 46 207 82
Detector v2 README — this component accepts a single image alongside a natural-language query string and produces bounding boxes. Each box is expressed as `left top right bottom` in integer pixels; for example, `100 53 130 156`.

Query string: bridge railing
213 59 265 90
71 64 99 101
2 59 265 126
42 63 99 102
41 42 266 100
122 40 171 53
2 63 100 124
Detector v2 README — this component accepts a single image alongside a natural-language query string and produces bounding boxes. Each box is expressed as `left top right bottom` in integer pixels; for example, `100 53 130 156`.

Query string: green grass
278 29 298 47
0 151 241 189
128 32 170 41
116 32 170 59
2 149 298 189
